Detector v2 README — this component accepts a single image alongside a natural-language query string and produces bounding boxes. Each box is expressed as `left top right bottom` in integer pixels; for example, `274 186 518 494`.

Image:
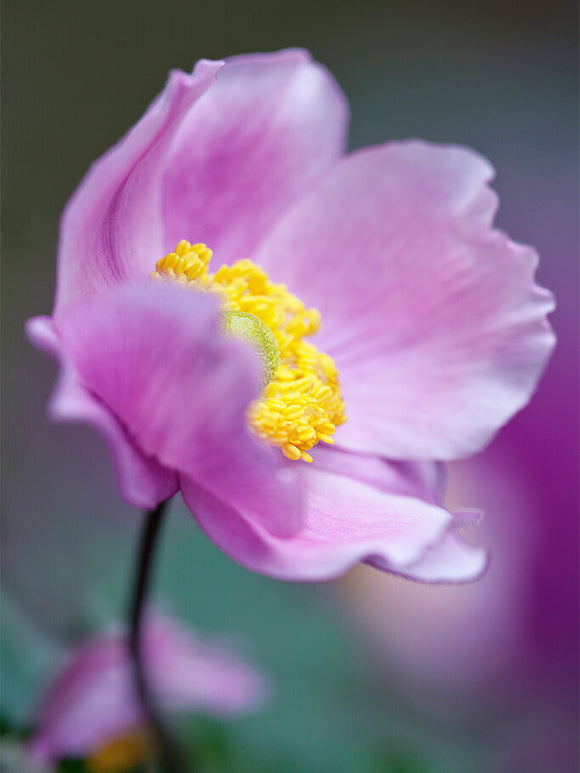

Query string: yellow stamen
152 240 347 462
86 730 152 773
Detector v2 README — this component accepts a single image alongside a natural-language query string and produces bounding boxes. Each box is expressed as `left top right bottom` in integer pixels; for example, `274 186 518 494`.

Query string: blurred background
2 1 578 771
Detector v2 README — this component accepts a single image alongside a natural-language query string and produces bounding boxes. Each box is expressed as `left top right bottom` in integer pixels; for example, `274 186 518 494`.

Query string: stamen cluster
152 241 346 462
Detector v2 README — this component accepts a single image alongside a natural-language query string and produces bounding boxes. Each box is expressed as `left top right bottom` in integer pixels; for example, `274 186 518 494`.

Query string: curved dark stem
128 500 189 773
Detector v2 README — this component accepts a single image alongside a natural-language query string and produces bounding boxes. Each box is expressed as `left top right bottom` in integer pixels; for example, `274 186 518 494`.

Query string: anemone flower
27 49 554 583
27 612 269 770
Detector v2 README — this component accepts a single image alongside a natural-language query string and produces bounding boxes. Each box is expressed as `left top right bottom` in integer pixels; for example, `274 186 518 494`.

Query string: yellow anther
266 399 287 412
282 445 302 461
151 241 347 462
283 406 303 421
175 239 191 255
263 382 279 398
151 242 213 284
87 731 151 773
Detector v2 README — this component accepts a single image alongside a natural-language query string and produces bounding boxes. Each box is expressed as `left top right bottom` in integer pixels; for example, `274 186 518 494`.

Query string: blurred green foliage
1 499 466 772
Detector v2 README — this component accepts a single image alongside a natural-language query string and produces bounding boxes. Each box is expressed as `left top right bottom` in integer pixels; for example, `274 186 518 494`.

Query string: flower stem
128 500 189 773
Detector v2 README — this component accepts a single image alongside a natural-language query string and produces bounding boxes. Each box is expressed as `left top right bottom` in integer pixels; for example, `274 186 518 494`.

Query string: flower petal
55 50 348 319
311 446 447 505
254 141 556 460
26 315 178 509
372 516 489 583
28 612 268 764
145 613 270 716
54 59 224 316
181 450 479 582
29 634 134 763
161 49 348 262
31 283 302 535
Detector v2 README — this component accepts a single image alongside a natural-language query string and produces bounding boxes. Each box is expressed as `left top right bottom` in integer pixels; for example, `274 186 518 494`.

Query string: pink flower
26 49 554 582
28 612 269 766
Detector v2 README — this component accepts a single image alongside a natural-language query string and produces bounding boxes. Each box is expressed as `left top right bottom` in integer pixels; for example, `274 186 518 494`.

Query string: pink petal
26 315 178 509
54 59 223 317
181 450 479 582
144 613 270 716
161 49 349 263
54 50 348 319
28 636 136 764
377 517 489 583
311 446 447 505
30 283 302 535
254 141 555 460
28 613 268 764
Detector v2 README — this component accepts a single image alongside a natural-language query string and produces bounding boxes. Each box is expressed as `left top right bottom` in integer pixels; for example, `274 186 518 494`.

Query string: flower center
86 730 151 773
151 240 346 463
220 310 280 386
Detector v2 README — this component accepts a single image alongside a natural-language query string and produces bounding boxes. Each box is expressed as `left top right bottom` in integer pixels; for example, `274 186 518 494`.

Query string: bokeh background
2 2 578 772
